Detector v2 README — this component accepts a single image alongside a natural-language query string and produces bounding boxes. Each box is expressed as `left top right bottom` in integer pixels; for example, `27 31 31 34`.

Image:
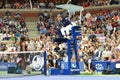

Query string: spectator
43 11 49 20
88 31 96 42
48 1 55 9
39 1 46 9
93 46 103 61
110 49 120 62
14 10 21 21
102 46 112 61
106 21 113 32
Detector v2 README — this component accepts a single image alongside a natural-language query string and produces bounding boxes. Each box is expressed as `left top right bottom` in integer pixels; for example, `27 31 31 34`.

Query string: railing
85 5 120 11
0 5 120 12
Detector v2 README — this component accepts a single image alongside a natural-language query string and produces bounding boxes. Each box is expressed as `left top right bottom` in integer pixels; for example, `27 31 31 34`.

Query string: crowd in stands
81 0 120 7
35 9 120 71
0 11 28 62
0 0 64 9
0 5 120 72
0 0 120 9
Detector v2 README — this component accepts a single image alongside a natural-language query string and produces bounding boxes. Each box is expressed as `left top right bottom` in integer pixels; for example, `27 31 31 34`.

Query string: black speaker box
7 66 16 74
102 69 112 74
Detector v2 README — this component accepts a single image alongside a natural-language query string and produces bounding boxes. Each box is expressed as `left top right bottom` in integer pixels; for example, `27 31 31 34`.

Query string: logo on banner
71 63 76 68
95 63 103 70
31 55 44 71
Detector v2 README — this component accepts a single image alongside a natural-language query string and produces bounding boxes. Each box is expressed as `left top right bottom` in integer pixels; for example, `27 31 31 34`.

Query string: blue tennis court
0 75 120 80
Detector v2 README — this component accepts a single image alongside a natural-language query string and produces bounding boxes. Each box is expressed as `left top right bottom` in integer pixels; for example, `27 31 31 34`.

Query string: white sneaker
22 70 28 75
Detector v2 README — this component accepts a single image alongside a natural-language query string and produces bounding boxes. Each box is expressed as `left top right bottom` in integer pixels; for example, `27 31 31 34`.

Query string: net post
43 51 47 76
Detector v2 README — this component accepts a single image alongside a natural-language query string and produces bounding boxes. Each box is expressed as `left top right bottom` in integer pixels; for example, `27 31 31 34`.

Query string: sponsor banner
61 61 116 72
92 61 108 72
0 62 16 71
61 62 84 71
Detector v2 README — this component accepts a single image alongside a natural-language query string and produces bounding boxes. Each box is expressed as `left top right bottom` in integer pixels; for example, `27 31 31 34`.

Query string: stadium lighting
29 0 33 9
6 0 7 9
67 0 72 4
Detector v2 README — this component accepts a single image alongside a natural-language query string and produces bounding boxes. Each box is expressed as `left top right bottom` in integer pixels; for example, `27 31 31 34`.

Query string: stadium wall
0 5 120 22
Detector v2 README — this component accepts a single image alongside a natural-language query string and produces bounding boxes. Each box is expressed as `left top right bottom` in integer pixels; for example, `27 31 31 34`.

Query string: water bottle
95 70 98 75
61 63 64 69
46 70 49 76
46 68 51 76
